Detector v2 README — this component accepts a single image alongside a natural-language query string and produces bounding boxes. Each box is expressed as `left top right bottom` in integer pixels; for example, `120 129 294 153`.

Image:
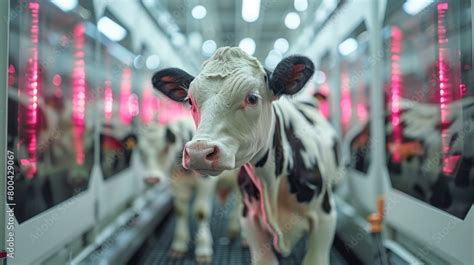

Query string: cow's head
137 123 182 185
152 47 314 175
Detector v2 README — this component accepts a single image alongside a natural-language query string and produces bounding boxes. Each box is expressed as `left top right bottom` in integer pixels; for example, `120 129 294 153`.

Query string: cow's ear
269 56 314 96
152 68 194 102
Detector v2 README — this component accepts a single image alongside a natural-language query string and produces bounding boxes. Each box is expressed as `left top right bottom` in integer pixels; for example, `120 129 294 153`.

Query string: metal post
0 1 10 264
369 0 390 195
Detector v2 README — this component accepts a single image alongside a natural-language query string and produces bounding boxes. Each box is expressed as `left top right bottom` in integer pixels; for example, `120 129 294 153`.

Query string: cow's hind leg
241 214 279 265
302 189 336 265
193 177 216 264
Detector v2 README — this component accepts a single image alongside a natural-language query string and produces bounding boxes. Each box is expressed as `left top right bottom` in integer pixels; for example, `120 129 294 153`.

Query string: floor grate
139 199 348 265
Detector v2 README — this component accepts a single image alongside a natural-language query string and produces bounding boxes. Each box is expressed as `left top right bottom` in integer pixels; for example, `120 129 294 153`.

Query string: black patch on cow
333 140 340 167
196 211 205 221
238 166 260 201
295 106 314 125
285 122 322 202
165 127 176 143
301 101 317 108
430 175 453 209
273 110 284 177
449 132 459 148
464 101 474 110
255 149 269 168
242 204 248 217
322 189 331 213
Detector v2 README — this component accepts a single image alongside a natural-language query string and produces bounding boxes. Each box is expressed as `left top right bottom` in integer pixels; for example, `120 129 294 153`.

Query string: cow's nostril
206 146 219 161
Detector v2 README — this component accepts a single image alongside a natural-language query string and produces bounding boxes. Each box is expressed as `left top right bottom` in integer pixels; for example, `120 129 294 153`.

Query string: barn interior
0 0 473 265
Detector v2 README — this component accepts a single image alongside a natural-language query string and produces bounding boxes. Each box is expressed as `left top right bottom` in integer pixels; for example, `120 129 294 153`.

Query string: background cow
137 117 242 264
152 47 341 265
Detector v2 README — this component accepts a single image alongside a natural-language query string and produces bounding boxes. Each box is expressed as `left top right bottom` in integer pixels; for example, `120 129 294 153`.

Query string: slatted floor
138 198 348 265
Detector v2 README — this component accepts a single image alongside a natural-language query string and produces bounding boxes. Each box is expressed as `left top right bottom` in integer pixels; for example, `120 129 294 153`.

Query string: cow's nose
144 177 161 185
182 141 219 170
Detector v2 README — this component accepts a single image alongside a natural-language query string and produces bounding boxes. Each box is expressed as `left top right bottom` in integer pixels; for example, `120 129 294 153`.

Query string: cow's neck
247 105 289 252
251 107 276 167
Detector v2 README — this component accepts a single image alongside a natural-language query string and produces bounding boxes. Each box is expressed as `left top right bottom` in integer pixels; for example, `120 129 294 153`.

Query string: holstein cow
152 47 341 265
137 117 242 263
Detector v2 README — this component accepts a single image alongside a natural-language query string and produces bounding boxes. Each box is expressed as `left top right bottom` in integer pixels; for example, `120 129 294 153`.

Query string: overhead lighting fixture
285 12 300 29
338 38 358 56
133 55 145 69
403 0 433 15
242 0 261 22
171 32 186 47
239 38 256 56
313 70 326 85
146 55 160 70
294 0 308 12
274 38 289 54
98 16 127 41
202 40 217 57
192 5 207 19
51 0 78 12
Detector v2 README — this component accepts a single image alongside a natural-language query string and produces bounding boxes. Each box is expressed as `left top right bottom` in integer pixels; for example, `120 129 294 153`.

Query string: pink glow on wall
437 2 454 175
120 67 132 125
140 83 154 124
459 83 466 98
128 93 140 117
356 82 368 122
340 63 351 134
104 80 113 123
8 64 16 87
319 82 330 118
390 26 403 163
72 23 86 165
21 1 40 178
157 96 191 125
357 103 368 122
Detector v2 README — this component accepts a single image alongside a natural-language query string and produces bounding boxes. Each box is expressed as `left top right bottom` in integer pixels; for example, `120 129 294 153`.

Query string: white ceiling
145 0 325 65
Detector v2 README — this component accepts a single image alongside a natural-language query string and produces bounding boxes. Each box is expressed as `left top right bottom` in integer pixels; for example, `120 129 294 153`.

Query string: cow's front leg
302 190 336 265
169 184 192 258
241 214 279 265
193 177 215 264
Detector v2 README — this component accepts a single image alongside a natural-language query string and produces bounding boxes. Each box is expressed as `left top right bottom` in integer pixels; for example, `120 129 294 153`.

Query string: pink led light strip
22 1 40 179
104 80 113 123
120 67 132 125
72 23 86 165
340 63 351 134
437 2 455 175
390 26 403 163
140 83 154 124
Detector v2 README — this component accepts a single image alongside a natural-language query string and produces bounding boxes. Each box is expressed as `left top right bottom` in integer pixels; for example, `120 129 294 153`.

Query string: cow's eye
246 94 259 105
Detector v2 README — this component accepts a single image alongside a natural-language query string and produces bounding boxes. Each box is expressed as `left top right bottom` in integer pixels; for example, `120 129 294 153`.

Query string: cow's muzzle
182 140 235 174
